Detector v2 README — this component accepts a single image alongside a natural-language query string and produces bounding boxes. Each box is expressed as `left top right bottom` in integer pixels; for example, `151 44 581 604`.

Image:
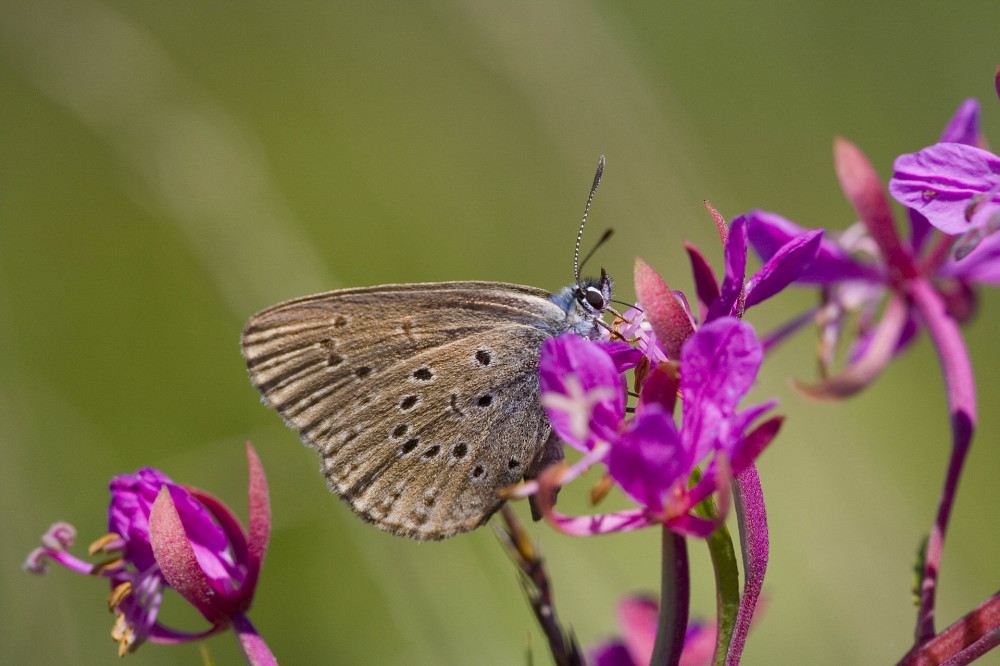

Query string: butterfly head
575 268 614 318
548 269 614 339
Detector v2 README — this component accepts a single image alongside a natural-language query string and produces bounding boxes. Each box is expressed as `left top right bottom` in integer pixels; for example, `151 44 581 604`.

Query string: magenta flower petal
663 514 722 539
940 98 983 146
889 142 1000 235
590 642 634 666
597 339 646 373
543 508 655 537
187 487 250 596
716 401 779 468
636 363 679 416
730 415 784 473
681 319 764 462
608 405 686 510
107 469 175 573
908 208 934 256
911 95 980 248
109 469 234 583
539 334 625 450
938 232 1000 284
683 241 721 322
745 209 882 283
744 227 823 307
705 216 748 321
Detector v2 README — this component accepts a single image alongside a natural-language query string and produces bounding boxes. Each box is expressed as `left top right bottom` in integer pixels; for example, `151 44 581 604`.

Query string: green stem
694 480 740 665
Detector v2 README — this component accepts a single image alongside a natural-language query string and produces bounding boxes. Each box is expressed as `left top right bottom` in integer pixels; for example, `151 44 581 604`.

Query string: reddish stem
906 277 977 641
897 589 1000 665
917 232 958 277
232 613 278 666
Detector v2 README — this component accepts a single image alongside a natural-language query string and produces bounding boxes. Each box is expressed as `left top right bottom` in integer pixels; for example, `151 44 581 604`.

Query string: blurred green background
3 2 1000 664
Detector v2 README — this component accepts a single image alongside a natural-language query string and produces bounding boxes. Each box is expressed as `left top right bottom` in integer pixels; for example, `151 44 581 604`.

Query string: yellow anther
107 581 131 612
88 532 122 556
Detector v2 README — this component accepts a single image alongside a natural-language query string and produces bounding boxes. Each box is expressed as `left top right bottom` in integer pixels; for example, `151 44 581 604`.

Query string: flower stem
692 474 740 665
650 527 690 666
907 278 977 642
231 613 278 666
896 588 1000 665
916 231 957 277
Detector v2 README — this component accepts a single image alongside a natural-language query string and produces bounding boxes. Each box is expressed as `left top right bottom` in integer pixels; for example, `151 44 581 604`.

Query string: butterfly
241 157 614 539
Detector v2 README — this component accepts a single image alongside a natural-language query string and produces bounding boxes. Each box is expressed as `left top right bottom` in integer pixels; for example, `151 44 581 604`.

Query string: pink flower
589 595 719 666
535 318 780 539
24 443 275 664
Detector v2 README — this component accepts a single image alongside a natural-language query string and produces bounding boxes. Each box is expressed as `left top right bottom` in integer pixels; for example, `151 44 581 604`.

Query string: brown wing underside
241 282 569 539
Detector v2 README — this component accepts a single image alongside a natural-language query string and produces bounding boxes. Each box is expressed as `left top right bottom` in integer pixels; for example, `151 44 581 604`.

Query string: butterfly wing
241 282 573 539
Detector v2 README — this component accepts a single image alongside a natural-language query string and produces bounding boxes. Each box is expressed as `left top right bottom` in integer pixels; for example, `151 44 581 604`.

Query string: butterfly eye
585 287 606 310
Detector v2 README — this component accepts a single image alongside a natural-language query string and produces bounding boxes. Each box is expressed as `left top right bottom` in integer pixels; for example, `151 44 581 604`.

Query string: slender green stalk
694 482 740 665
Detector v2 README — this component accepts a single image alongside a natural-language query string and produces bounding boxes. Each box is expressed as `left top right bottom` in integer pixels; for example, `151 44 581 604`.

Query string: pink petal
834 137 916 282
890 142 1000 235
243 442 270 597
616 596 659 666
730 416 784 473
634 258 695 359
683 241 720 322
703 200 729 245
939 98 982 147
149 487 236 625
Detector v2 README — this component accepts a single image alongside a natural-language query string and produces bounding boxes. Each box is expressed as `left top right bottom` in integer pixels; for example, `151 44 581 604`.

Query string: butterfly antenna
578 228 614 276
575 155 605 287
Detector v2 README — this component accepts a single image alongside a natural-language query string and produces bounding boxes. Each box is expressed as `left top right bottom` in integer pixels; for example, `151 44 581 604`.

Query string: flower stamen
108 581 132 612
111 612 135 656
88 532 123 556
91 557 126 576
588 474 615 506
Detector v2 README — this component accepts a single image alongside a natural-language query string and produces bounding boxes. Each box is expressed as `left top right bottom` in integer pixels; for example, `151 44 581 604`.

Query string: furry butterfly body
241 278 612 539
